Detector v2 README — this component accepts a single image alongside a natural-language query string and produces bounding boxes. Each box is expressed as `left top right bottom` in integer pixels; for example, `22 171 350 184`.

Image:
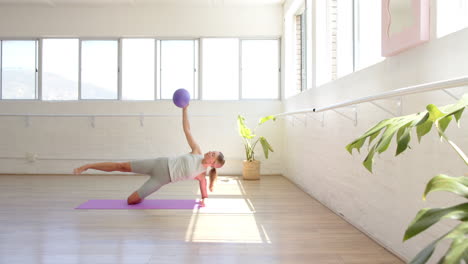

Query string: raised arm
183 106 201 154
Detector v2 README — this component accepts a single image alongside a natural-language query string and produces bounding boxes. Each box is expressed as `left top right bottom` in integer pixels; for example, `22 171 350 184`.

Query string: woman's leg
128 178 167 205
126 158 171 205
73 162 131 174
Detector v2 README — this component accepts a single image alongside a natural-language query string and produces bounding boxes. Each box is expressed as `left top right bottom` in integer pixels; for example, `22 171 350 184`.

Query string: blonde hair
210 152 225 189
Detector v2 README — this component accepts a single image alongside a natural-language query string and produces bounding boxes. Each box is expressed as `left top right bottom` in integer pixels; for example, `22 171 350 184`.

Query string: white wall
0 4 284 176
282 1 468 261
0 4 282 37
0 100 283 175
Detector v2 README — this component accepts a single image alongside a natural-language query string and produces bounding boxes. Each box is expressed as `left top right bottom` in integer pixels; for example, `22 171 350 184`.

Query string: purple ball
172 88 191 108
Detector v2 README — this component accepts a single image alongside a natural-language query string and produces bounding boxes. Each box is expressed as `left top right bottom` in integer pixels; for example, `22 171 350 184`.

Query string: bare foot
127 199 142 205
73 166 88 175
127 191 142 205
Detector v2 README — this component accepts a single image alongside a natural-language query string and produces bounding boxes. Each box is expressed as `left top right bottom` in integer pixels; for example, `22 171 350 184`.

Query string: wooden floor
0 174 403 264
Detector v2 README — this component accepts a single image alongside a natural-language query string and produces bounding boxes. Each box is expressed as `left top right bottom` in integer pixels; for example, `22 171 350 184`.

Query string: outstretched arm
183 106 201 154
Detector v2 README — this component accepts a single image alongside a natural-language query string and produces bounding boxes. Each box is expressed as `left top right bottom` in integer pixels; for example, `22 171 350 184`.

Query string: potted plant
347 94 468 264
237 114 276 180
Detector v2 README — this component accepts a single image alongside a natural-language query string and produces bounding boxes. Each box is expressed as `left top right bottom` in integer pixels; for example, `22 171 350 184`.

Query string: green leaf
439 237 468 264
408 239 439 264
423 174 468 200
347 94 468 172
346 137 366 154
437 115 453 137
368 131 380 146
409 222 468 264
453 108 465 126
363 146 377 173
463 250 468 263
416 117 434 142
427 104 445 122
259 136 274 159
403 203 468 241
374 118 408 154
345 119 391 154
396 123 408 141
237 115 255 139
258 115 276 125
396 126 411 156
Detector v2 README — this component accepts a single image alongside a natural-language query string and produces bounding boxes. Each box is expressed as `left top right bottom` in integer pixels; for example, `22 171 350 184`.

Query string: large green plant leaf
259 136 274 159
423 174 468 200
439 237 468 264
258 115 276 125
408 222 468 264
346 94 468 172
237 115 255 139
403 203 468 241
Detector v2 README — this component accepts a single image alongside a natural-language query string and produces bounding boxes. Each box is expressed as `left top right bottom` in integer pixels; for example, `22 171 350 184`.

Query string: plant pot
243 160 260 180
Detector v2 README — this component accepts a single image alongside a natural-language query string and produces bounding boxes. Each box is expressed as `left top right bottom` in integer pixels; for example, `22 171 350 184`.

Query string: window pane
337 1 354 77
122 39 155 100
437 0 468 38
241 40 279 99
81 40 118 99
42 39 79 100
2 40 37 99
355 0 384 70
160 40 196 100
202 38 239 100
315 0 332 86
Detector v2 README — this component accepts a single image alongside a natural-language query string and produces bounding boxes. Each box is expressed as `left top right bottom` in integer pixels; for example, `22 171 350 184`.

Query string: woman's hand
199 198 205 207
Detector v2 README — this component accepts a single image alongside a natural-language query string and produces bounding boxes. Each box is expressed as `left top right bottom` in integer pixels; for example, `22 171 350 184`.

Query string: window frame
79 38 120 101
0 36 281 102
239 37 281 100
40 37 82 101
120 37 157 101
0 38 39 101
158 38 199 101
200 37 241 101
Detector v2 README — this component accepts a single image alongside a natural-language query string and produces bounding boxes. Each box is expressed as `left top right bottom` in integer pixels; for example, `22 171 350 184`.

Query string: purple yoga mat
75 199 200 210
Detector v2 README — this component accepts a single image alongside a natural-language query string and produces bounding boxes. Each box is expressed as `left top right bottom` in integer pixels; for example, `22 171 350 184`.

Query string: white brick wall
282 23 468 262
0 100 284 175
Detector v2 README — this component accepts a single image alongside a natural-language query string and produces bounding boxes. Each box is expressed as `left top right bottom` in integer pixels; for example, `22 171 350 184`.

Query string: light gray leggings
129 157 171 199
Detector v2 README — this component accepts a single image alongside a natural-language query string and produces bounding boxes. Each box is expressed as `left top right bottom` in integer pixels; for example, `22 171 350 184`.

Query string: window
1 37 280 101
336 1 354 77
160 40 198 100
81 40 118 99
315 0 332 86
201 38 239 100
42 39 79 100
241 40 279 99
1 40 37 99
437 0 468 38
354 0 383 70
122 38 155 100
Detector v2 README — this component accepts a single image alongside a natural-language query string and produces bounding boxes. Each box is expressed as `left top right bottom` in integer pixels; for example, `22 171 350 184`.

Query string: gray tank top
167 153 206 182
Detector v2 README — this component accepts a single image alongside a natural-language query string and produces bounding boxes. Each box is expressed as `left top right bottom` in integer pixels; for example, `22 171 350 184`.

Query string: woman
73 105 225 207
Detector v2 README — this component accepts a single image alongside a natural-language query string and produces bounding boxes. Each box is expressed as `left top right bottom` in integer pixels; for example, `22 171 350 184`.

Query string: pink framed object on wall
381 0 430 57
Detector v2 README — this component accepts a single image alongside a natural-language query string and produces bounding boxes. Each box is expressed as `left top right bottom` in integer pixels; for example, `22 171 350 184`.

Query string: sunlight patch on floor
185 198 271 244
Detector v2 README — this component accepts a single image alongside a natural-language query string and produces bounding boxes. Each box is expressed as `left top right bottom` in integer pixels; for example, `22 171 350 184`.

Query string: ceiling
0 0 285 7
